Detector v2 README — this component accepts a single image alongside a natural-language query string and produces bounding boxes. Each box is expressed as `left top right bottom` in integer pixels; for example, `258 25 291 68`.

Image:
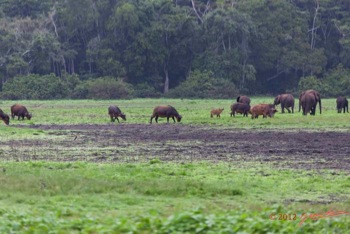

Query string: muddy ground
2 124 350 171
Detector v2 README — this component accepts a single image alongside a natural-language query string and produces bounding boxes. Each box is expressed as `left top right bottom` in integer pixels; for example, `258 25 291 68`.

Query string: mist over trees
1 0 350 99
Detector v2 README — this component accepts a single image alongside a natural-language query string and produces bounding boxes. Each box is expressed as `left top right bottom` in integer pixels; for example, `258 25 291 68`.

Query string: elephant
299 90 322 115
336 96 348 113
274 94 295 113
237 95 251 105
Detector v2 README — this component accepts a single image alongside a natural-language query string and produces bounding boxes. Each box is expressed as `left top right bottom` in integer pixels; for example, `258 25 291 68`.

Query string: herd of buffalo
0 89 349 125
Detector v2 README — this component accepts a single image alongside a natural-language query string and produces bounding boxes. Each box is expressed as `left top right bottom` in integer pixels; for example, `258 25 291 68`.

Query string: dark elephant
274 94 295 113
336 96 348 113
236 95 251 105
299 90 322 115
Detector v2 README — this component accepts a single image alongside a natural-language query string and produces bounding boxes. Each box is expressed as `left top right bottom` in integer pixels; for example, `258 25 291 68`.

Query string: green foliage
1 74 69 100
298 65 350 97
2 0 350 95
321 64 350 97
298 76 322 93
167 70 238 98
134 83 162 98
86 77 134 99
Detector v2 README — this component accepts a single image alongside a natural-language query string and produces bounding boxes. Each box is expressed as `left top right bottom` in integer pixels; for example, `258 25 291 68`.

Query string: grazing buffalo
336 96 348 113
11 104 32 120
230 103 250 117
150 105 182 124
274 94 295 113
250 104 277 119
0 109 10 125
108 105 126 123
210 108 224 118
237 95 251 105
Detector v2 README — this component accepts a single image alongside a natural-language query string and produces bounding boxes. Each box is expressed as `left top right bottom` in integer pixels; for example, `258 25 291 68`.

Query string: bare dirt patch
3 124 350 170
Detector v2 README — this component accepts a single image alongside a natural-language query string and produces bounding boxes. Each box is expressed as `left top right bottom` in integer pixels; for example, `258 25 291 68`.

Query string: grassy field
0 98 349 233
0 97 349 128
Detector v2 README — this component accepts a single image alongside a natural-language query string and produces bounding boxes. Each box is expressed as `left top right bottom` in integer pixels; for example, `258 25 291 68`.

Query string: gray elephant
336 96 348 113
274 94 295 113
299 90 322 115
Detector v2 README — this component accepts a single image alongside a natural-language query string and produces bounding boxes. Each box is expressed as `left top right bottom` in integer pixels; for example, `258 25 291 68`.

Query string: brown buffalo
108 105 126 123
230 103 250 117
250 104 277 119
210 108 224 118
11 104 32 120
237 95 251 105
0 109 10 125
150 105 182 123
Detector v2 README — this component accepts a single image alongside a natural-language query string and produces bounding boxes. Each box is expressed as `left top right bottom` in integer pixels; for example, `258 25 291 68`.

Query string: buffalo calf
210 108 224 118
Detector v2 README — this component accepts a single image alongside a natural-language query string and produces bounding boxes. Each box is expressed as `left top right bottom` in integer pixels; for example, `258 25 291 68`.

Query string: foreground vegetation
0 161 349 233
0 98 349 233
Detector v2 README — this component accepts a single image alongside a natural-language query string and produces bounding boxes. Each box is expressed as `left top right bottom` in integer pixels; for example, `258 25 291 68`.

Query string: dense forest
1 0 350 99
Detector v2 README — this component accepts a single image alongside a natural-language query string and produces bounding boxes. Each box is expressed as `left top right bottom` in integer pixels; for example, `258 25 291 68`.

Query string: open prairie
0 98 349 233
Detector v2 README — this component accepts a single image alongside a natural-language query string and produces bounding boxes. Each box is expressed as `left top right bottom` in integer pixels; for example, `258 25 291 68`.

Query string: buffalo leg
150 116 154 124
155 116 159 123
116 117 120 123
110 115 115 122
172 116 176 122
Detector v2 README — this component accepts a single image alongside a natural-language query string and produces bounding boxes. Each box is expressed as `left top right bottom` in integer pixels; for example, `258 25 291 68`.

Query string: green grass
0 161 349 233
0 98 349 129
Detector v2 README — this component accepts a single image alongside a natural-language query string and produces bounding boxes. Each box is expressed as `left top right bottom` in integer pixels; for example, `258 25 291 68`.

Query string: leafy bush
167 70 238 98
298 65 350 97
1 74 69 100
0 207 349 233
298 76 322 93
134 83 162 98
71 82 89 99
85 77 134 99
321 64 350 97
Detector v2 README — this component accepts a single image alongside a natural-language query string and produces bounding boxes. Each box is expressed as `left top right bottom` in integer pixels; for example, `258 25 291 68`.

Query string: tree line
1 0 350 99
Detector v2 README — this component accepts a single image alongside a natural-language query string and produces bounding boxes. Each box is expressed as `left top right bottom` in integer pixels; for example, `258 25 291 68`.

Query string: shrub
166 70 238 99
72 82 89 99
321 64 350 97
134 83 162 98
86 77 134 99
1 74 69 100
298 76 322 93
